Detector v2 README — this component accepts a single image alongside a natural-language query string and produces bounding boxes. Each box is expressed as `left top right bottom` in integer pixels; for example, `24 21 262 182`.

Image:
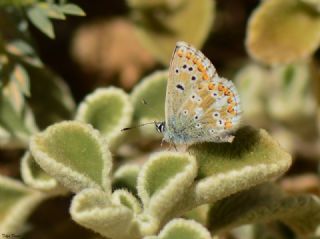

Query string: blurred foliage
0 1 83 148
1 0 320 239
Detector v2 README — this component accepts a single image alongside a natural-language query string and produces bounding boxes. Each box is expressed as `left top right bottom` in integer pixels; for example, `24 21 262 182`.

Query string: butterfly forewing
165 41 241 144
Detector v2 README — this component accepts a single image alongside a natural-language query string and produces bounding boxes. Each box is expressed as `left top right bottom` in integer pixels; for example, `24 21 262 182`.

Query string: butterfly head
155 121 166 133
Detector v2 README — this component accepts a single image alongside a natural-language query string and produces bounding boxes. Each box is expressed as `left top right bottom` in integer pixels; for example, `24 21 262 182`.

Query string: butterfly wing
165 41 241 144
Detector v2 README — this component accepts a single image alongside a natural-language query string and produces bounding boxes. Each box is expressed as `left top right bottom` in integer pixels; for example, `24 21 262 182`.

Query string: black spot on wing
176 84 184 91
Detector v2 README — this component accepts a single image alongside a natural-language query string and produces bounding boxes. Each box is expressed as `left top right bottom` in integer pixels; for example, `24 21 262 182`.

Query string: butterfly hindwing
165 41 241 144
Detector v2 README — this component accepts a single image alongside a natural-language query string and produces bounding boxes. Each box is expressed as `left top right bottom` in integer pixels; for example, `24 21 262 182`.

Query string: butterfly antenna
121 122 155 131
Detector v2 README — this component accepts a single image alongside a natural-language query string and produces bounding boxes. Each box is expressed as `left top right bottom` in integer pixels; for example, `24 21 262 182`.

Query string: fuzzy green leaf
234 64 269 127
208 183 320 237
112 189 142 214
267 62 317 125
132 0 214 64
187 127 292 206
30 121 112 193
75 87 133 148
131 70 167 138
20 151 67 194
0 175 45 235
113 164 140 195
145 218 212 239
137 152 197 221
70 188 141 239
246 0 320 64
183 205 209 226
27 5 55 38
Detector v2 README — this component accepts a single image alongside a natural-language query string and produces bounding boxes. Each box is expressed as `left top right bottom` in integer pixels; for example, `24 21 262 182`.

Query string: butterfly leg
160 137 166 147
168 139 178 151
173 143 178 151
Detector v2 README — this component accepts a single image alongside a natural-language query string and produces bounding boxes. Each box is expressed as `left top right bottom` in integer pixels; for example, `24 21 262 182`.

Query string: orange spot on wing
193 57 199 64
203 73 209 80
177 49 183 57
208 83 215 90
186 51 192 59
197 63 205 72
218 84 225 91
227 97 233 103
224 89 231 96
227 105 236 115
225 120 232 129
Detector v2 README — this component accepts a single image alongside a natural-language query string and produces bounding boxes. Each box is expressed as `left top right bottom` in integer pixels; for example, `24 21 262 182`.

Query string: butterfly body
158 41 241 145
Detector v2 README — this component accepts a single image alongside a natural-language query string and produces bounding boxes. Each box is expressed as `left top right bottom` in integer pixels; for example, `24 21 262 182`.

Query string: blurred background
1 0 320 238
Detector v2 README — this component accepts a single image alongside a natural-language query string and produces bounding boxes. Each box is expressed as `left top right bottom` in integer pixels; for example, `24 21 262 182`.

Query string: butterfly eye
209 129 215 134
183 110 188 115
191 76 196 81
195 123 201 128
175 68 179 74
194 115 199 120
188 67 193 71
182 64 187 69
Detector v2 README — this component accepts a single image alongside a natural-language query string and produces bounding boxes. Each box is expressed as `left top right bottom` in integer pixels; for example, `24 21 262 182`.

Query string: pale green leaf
6 40 35 56
0 91 27 135
60 3 86 16
30 121 112 193
21 151 67 194
75 87 133 148
267 62 317 125
234 64 269 127
112 189 142 214
37 3 66 20
137 152 197 220
132 0 214 64
113 164 140 195
246 0 320 64
27 65 75 129
149 219 211 239
4 75 25 114
0 97 37 148
27 6 55 38
70 188 141 239
186 127 292 207
11 64 30 96
130 70 167 138
208 183 320 237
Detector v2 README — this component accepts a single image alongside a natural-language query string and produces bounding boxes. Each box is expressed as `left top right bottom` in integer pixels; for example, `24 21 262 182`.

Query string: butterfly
154 41 241 144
